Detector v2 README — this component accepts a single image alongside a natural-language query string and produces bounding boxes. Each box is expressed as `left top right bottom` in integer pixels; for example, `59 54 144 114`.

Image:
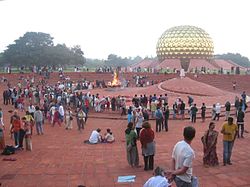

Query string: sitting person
103 128 115 143
84 128 102 144
143 166 170 187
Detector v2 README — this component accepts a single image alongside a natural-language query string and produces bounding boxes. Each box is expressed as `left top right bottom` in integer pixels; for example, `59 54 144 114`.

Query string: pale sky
0 0 249 59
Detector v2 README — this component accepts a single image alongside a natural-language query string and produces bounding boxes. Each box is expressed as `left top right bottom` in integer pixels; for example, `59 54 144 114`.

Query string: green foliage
2 32 85 66
105 54 142 67
215 53 250 67
85 58 105 68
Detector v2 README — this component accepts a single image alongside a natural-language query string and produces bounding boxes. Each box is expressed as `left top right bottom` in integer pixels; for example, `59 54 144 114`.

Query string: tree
105 54 143 67
215 53 250 67
2 32 85 66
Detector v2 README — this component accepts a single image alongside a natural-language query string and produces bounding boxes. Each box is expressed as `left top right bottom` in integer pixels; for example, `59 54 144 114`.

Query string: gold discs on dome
156 25 214 61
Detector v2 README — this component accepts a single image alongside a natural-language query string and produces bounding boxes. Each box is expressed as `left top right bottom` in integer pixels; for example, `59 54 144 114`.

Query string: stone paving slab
1 110 250 187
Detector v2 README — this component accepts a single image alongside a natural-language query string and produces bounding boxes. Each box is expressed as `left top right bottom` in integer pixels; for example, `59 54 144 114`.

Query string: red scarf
140 128 154 147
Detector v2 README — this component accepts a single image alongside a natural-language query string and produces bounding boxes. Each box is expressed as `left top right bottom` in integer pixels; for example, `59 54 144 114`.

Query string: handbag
70 116 73 120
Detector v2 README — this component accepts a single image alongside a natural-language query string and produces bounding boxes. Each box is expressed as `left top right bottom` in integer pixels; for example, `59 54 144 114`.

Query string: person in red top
139 121 156 171
16 96 24 112
11 115 21 147
53 108 61 127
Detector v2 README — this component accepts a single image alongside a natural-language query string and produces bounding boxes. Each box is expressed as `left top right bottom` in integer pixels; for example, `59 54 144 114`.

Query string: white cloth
28 105 36 113
104 133 114 142
58 105 64 116
89 130 101 144
143 176 169 187
215 103 221 114
172 140 195 183
135 115 144 128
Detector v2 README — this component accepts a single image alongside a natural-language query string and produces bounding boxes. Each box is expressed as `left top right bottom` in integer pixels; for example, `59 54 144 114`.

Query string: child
103 128 115 143
22 117 32 151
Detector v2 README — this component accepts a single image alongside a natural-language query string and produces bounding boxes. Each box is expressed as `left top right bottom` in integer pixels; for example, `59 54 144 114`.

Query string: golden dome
156 25 214 61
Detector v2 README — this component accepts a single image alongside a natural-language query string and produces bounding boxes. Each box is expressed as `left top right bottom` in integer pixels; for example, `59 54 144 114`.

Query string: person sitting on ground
84 128 102 144
143 166 170 187
103 128 115 143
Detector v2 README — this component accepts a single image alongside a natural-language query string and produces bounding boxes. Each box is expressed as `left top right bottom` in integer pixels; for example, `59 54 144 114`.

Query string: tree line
0 32 249 68
0 32 85 67
215 53 250 67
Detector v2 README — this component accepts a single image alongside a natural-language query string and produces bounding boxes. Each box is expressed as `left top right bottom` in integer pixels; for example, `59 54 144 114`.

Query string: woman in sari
125 122 139 168
201 122 219 167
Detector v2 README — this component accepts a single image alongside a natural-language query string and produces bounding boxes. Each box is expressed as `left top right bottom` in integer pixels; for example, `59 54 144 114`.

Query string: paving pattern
0 108 250 187
0 72 250 187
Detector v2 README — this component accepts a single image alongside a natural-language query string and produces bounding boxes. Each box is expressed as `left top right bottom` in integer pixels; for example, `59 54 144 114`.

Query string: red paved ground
1 109 250 187
89 77 241 107
1 72 250 187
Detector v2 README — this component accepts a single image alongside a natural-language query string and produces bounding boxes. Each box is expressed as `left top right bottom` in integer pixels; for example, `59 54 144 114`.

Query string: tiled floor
1 110 250 187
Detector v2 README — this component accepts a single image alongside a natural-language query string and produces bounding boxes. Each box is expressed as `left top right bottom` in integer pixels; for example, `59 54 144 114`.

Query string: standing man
76 108 86 132
201 103 206 122
34 106 44 135
221 117 238 166
224 101 231 121
58 103 65 123
170 126 196 187
163 105 170 132
180 101 185 120
187 96 193 107
190 104 198 123
234 96 240 116
154 106 163 132
236 108 245 138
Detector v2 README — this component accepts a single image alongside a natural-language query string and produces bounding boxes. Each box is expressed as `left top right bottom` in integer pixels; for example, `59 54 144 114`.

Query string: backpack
2 145 15 155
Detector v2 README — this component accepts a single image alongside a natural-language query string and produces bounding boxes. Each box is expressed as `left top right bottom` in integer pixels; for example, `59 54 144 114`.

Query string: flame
110 71 121 86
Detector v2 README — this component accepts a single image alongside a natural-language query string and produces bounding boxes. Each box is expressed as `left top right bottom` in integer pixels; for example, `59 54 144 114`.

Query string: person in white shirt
28 104 36 117
58 104 64 122
88 128 102 144
49 105 56 124
170 126 196 187
144 166 170 187
214 103 221 121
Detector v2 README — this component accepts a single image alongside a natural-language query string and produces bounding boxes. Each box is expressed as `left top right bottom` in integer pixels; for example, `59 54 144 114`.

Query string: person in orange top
221 117 238 166
11 115 21 147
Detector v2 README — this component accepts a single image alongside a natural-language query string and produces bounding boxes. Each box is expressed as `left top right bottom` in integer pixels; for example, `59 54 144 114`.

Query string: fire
109 71 121 87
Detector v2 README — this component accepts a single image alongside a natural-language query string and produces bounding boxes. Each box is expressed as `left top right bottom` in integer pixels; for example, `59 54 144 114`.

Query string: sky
0 0 249 59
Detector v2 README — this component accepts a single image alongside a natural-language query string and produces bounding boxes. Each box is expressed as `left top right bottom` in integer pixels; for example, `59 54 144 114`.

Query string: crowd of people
0 70 249 187
124 92 247 187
